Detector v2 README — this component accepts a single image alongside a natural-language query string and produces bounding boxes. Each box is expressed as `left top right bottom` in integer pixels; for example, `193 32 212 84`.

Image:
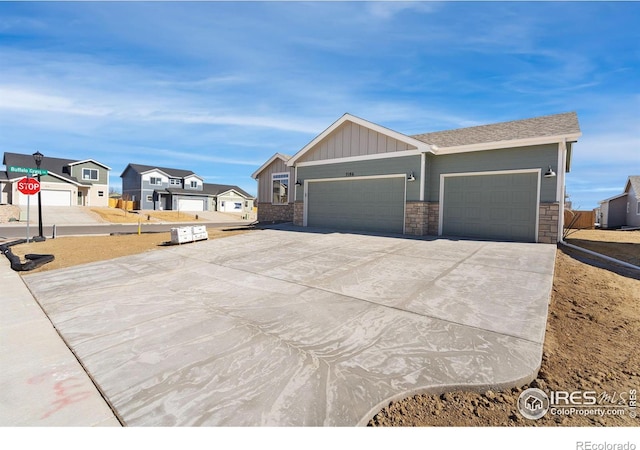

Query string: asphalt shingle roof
411 112 581 148
2 152 87 184
203 183 253 199
125 163 196 178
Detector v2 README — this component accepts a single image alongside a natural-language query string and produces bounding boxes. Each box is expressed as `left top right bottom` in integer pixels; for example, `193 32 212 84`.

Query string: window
637 201 640 215
170 178 181 185
146 195 153 202
272 173 289 204
83 168 98 180
150 177 162 185
190 180 198 188
234 202 242 210
98 191 104 197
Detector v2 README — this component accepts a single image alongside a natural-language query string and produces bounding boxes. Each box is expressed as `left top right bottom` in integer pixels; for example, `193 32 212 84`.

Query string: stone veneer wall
404 201 440 236
257 202 294 223
538 202 560 244
293 201 304 226
405 202 428 235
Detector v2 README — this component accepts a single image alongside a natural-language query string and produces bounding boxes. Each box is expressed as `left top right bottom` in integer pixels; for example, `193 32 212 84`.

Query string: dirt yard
7 227 252 273
5 228 640 426
370 230 640 427
90 208 203 224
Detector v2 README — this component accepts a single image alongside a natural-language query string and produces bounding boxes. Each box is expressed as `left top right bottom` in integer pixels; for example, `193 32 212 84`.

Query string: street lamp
32 151 45 240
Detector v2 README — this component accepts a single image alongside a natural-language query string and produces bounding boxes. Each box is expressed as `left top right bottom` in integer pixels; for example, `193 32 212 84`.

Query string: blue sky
0 1 638 209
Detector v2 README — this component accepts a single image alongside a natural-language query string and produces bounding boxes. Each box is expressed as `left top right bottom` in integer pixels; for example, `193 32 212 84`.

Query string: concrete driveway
23 226 556 426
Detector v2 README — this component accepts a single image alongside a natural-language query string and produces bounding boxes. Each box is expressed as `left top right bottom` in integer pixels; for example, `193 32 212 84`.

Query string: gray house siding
626 186 640 227
425 143 559 202
256 158 294 203
296 156 421 201
71 161 109 185
298 121 414 163
607 196 628 228
121 168 142 205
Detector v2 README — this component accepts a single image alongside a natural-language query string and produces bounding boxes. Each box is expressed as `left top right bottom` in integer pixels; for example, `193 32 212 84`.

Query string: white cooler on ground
170 226 208 244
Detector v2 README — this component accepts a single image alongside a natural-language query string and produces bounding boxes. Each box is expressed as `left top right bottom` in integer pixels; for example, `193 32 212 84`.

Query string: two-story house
1 152 110 207
120 163 254 212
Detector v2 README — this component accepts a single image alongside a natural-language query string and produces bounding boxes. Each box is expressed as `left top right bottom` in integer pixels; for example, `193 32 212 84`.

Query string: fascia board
251 153 290 179
67 159 112 170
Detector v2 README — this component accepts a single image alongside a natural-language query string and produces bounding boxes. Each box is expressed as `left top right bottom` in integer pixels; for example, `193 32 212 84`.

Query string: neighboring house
120 163 254 212
597 176 640 229
252 112 581 243
1 152 110 207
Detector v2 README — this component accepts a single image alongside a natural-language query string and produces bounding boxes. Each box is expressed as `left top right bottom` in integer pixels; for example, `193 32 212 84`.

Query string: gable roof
203 183 254 199
412 112 581 151
625 176 640 195
121 163 196 178
251 153 291 179
286 113 434 167
2 152 109 185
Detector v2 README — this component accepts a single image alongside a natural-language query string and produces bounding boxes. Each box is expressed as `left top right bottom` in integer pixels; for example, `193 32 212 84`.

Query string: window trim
190 180 198 188
82 168 99 181
149 177 162 186
271 172 290 205
146 195 153 202
636 200 640 215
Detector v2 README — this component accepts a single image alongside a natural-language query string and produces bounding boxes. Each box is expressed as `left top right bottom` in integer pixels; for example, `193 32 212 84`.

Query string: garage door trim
303 174 407 232
438 169 541 242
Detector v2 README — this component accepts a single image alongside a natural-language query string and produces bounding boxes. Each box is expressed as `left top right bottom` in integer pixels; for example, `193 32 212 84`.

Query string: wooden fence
564 210 595 229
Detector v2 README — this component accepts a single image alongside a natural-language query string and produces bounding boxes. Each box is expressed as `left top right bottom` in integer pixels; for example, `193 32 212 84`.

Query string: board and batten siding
297 122 415 163
257 158 295 203
296 155 421 202
425 143 560 202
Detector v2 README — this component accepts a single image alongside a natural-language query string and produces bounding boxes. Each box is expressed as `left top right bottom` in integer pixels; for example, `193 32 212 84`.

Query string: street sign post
9 166 48 176
17 177 41 242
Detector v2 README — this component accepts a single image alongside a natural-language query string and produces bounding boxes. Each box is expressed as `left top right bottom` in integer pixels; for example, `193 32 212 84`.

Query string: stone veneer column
293 201 304 226
538 202 560 244
427 203 440 236
404 201 428 235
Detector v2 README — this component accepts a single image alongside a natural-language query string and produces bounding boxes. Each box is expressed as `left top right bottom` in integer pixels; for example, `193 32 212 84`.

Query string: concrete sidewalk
0 260 120 426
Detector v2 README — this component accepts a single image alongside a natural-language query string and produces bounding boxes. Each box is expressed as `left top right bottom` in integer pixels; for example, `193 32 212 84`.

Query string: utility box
170 226 208 244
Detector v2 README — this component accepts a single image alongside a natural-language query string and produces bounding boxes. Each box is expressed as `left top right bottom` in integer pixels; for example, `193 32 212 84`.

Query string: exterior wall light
544 166 556 178
407 172 416 182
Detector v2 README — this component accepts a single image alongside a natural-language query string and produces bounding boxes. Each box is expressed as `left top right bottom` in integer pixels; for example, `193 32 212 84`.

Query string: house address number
345 172 355 177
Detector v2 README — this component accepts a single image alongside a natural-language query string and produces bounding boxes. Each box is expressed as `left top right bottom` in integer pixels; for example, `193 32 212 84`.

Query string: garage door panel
178 199 205 211
18 189 72 206
307 177 405 233
443 172 538 242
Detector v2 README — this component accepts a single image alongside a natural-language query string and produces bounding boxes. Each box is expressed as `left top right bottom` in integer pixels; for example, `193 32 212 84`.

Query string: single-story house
1 152 110 207
121 163 254 212
252 112 581 243
596 176 640 229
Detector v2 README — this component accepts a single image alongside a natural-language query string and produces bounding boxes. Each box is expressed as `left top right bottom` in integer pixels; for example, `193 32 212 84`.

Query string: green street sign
9 166 48 176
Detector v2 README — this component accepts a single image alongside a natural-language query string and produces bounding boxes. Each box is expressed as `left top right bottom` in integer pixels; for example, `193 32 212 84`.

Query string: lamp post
32 151 45 240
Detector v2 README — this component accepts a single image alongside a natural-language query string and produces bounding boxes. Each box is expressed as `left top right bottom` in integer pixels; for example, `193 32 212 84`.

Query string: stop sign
17 177 41 195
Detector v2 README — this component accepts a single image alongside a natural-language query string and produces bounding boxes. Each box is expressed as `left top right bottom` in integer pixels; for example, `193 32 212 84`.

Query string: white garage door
178 198 205 211
18 189 72 206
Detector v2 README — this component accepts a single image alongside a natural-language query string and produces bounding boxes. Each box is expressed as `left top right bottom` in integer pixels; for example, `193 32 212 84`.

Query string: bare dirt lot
6 228 640 426
371 230 640 427
7 227 251 273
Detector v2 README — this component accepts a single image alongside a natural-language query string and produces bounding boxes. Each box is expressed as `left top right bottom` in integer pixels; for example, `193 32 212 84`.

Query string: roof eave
431 132 582 155
252 153 290 179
